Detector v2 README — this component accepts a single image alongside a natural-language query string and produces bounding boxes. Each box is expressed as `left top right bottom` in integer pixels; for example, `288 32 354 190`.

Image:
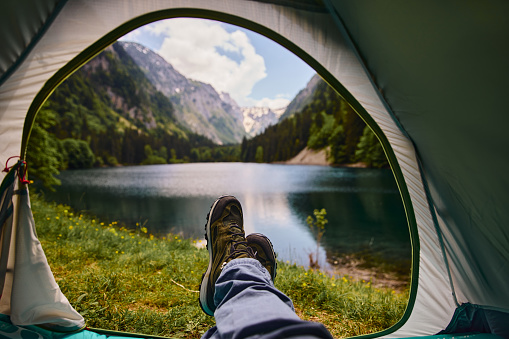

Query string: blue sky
120 18 316 109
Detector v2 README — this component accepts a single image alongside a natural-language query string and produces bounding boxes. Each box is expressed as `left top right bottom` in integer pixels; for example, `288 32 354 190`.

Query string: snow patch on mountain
242 106 287 137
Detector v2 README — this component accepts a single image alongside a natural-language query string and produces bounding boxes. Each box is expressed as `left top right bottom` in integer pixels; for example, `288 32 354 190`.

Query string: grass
31 193 409 338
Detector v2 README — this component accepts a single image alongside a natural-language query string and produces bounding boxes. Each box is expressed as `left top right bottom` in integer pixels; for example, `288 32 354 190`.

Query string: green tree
328 125 348 164
307 112 335 150
62 138 95 169
141 144 166 165
169 148 177 163
355 126 388 168
306 208 328 269
26 108 63 189
158 146 168 161
144 144 154 158
190 148 200 162
255 146 264 163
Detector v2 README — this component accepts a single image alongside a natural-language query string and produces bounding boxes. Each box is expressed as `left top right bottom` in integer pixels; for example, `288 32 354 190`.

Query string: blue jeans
201 258 334 339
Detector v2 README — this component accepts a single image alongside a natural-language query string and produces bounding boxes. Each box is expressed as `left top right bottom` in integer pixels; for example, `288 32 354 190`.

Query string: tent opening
22 16 414 338
3 2 509 338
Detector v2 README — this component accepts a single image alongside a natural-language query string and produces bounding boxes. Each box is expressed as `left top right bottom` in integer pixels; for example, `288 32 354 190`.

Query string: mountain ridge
280 74 322 121
119 41 295 141
119 41 247 145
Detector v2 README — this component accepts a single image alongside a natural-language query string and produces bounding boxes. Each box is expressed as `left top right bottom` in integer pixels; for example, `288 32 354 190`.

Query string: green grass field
31 193 409 338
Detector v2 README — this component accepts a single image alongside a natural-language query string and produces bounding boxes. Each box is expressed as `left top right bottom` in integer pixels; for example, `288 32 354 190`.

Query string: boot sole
199 196 225 316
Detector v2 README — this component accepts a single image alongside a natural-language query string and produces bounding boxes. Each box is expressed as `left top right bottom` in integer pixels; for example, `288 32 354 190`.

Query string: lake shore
327 256 410 292
281 147 368 168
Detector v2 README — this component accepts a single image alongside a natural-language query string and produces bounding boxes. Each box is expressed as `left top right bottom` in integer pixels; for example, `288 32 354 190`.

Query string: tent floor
0 314 504 339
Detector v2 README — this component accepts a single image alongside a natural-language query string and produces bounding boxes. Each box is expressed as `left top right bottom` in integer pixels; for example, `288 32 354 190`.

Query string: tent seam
417 157 459 307
321 0 412 141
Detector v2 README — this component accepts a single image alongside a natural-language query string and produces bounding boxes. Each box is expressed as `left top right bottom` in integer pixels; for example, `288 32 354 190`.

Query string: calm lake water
41 163 410 270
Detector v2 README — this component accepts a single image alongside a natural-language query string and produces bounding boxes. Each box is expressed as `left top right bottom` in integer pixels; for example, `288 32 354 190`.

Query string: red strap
3 156 30 184
2 156 20 173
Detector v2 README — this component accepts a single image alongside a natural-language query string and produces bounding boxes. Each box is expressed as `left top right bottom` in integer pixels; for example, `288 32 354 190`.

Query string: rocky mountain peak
119 41 246 144
241 105 287 137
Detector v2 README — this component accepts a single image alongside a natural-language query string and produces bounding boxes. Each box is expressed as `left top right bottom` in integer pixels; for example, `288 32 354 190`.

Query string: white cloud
120 29 142 41
144 18 267 105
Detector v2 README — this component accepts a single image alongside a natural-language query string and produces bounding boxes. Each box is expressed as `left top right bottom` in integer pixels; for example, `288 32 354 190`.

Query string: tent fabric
438 303 509 337
0 0 454 335
0 0 507 338
0 163 85 331
326 0 509 311
0 0 63 86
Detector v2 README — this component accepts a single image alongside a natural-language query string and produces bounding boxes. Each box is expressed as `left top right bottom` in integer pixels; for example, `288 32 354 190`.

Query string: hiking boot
199 195 255 316
247 233 277 282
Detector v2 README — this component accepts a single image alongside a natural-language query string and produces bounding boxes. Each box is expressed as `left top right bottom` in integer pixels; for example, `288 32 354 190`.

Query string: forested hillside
241 79 388 168
27 43 218 188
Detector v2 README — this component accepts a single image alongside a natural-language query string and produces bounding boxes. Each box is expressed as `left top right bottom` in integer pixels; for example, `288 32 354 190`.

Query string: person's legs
202 258 333 339
199 196 333 339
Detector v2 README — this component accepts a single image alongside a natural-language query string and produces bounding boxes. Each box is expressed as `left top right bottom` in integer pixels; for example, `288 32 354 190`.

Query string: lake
40 162 410 271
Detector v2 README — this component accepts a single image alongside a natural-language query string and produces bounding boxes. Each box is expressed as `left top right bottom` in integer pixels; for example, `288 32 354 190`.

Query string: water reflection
241 193 326 268
41 163 409 271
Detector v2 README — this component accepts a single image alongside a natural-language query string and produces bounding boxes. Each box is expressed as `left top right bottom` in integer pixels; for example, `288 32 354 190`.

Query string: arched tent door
0 1 462 337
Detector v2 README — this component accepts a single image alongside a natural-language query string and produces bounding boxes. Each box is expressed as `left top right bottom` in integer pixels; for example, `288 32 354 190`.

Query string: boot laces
224 223 254 262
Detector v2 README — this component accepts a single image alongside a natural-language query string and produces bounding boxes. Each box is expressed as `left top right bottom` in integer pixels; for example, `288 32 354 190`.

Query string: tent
0 0 508 337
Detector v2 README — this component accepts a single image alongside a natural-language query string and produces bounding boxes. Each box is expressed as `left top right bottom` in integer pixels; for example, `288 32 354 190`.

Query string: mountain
279 74 322 121
27 40 224 187
241 106 286 137
241 77 388 168
80 43 178 133
119 41 246 145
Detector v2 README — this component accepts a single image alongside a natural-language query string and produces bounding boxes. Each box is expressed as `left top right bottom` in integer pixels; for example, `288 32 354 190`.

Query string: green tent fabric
0 0 507 337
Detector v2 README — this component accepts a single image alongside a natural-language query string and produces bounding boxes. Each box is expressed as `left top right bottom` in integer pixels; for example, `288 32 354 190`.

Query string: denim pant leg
201 258 333 339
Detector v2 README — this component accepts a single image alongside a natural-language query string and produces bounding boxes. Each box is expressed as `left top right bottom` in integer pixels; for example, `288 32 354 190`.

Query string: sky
120 18 316 109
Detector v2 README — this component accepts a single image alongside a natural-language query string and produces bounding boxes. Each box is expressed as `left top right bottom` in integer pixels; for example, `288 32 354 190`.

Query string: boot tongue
225 205 243 227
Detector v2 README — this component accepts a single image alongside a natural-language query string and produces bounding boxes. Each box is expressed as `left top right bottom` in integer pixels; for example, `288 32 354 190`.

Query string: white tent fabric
0 164 84 331
1 0 507 337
